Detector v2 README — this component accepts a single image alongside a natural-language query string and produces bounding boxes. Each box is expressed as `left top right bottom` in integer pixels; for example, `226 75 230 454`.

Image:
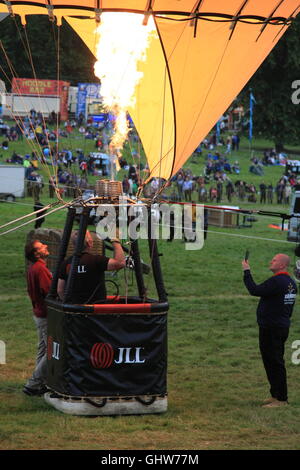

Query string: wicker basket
95 180 123 198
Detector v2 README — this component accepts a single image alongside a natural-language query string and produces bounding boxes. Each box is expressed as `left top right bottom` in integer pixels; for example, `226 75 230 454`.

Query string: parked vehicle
287 189 300 242
0 165 25 202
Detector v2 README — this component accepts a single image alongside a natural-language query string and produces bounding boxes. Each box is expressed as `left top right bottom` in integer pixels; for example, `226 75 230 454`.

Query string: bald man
242 254 297 407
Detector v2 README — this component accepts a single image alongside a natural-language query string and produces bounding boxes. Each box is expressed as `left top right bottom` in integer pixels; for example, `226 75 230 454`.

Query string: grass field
1 129 300 451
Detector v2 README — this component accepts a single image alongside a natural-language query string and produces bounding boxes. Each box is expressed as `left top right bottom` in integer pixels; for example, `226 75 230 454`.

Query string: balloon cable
53 18 60 191
0 203 69 237
21 22 59 185
1 18 65 203
0 201 59 230
0 42 47 166
155 219 296 246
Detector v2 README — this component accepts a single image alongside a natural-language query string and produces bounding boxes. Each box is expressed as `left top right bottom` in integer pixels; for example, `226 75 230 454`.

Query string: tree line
1 14 300 148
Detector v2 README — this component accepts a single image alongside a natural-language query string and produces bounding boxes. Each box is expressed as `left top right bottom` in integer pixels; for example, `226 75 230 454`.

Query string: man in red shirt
24 240 52 396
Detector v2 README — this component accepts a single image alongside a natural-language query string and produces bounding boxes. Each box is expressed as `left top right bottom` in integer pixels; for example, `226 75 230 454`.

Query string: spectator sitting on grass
2 140 8 150
249 162 264 176
223 160 231 172
232 161 240 174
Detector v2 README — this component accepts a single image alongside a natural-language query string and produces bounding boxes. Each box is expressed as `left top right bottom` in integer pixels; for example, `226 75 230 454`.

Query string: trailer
0 165 25 201
2 93 60 118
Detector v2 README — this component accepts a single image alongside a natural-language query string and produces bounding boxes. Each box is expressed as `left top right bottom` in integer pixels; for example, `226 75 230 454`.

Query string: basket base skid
44 393 167 416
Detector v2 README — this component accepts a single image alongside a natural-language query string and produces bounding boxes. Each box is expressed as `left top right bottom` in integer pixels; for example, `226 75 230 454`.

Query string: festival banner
76 83 102 118
11 78 70 120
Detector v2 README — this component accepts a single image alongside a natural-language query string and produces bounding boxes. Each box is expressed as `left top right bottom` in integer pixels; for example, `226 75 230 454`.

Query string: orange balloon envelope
0 1 299 181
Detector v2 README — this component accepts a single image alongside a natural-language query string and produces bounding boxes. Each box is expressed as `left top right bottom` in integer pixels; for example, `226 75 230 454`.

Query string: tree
0 15 96 89
238 15 300 149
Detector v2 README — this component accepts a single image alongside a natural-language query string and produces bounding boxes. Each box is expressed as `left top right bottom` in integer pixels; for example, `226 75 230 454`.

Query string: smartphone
244 250 250 261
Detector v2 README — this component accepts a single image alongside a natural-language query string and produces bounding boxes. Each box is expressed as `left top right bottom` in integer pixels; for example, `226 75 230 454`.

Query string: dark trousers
259 326 289 401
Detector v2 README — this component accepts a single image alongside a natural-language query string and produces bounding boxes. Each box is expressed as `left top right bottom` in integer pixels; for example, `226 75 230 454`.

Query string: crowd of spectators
0 112 147 202
163 138 299 206
166 169 295 206
1 113 299 207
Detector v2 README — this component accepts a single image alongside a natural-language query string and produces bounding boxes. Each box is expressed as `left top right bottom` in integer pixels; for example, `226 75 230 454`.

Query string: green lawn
1 131 300 450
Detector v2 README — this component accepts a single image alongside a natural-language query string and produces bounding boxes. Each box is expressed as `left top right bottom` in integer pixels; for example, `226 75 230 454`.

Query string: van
0 165 25 202
287 189 300 242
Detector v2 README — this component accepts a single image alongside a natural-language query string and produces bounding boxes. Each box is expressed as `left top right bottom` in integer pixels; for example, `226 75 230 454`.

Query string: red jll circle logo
90 343 114 369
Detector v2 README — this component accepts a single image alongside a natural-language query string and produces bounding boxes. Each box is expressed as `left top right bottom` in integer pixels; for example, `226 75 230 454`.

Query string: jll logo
90 343 145 369
47 336 60 361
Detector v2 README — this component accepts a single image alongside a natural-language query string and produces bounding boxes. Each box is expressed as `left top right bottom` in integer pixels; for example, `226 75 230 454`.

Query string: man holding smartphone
242 253 297 407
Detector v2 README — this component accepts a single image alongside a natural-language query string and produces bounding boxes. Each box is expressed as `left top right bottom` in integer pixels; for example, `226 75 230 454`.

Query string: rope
0 172 89 203
178 35 230 174
138 15 189 189
157 220 295 245
12 19 53 167
0 202 58 230
0 203 69 236
159 200 297 224
156 66 167 199
154 13 293 26
0 42 47 164
22 22 59 185
199 228 294 245
0 18 64 202
123 243 130 304
53 18 60 192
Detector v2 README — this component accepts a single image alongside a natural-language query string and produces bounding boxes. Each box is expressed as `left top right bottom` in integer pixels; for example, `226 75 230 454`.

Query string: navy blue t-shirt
243 270 297 327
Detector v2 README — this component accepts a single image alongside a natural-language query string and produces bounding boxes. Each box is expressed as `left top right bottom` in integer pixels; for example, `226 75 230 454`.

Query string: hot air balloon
0 1 299 184
1 1 299 416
